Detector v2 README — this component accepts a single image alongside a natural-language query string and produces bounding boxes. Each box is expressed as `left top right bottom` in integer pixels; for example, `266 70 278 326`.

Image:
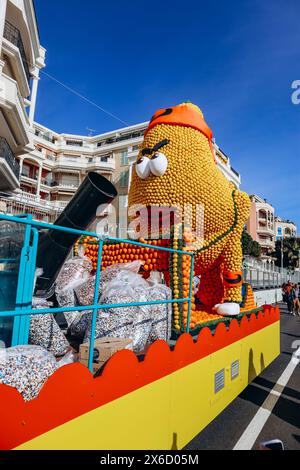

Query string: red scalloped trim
0 305 279 450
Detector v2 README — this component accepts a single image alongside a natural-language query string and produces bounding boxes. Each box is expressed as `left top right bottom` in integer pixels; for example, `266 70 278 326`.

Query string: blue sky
34 0 300 228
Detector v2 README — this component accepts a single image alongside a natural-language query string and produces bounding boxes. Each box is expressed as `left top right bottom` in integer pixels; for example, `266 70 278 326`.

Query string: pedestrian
285 282 295 315
293 283 300 316
282 283 288 303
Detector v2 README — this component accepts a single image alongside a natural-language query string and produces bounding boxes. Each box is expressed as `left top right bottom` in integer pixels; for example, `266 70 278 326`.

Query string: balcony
0 137 20 190
20 173 38 186
66 140 83 147
93 136 143 154
87 156 116 171
0 191 68 222
230 166 240 178
258 237 275 249
41 178 53 187
257 223 274 236
0 137 20 178
0 74 30 152
50 181 78 191
216 159 241 187
45 154 56 162
96 130 146 147
3 21 31 85
34 130 56 144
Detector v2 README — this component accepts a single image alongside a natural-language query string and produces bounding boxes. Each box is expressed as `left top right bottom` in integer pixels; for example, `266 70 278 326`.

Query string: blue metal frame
0 214 195 372
11 216 39 346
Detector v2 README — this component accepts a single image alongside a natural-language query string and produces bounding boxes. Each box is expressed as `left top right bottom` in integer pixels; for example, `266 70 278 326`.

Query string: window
120 171 129 188
277 227 282 235
21 165 30 177
258 210 267 219
66 140 83 147
61 174 79 186
65 154 79 160
121 150 128 166
101 156 109 162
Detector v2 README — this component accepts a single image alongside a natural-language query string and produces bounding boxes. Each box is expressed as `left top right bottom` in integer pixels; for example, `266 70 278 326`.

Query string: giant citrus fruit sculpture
128 102 251 317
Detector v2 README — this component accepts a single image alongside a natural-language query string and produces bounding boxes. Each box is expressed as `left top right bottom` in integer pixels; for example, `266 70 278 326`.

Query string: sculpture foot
213 302 240 316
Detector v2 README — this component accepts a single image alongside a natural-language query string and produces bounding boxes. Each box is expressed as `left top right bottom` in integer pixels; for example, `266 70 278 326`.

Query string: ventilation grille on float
214 369 225 393
231 360 240 380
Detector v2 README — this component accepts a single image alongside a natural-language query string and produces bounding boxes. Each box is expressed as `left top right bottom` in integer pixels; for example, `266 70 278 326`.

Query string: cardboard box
79 337 132 373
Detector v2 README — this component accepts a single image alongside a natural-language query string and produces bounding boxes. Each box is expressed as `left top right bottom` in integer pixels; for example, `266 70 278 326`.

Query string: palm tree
273 237 300 271
283 238 300 272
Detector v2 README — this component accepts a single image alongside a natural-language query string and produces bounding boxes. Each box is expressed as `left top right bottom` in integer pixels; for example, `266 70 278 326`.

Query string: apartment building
246 194 276 257
275 216 297 240
16 122 119 222
0 0 45 194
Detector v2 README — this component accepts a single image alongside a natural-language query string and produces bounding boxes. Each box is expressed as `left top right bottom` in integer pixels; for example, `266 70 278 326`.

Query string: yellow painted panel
16 322 280 450
169 355 212 449
241 323 280 386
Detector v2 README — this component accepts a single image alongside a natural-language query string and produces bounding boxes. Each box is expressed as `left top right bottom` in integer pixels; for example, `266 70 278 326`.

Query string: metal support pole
88 239 103 372
22 227 39 345
11 216 33 346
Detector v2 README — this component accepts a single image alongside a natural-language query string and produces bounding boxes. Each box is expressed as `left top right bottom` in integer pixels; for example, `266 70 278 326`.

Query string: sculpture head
128 102 232 238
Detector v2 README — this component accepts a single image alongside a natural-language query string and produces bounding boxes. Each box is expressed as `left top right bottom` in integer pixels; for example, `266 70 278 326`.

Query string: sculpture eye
136 156 151 179
150 152 168 177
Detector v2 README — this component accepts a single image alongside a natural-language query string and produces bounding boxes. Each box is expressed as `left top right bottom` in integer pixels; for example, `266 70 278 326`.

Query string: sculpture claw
213 303 240 316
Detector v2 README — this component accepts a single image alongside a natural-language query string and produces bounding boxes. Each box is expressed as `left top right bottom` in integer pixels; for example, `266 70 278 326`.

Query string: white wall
254 288 282 306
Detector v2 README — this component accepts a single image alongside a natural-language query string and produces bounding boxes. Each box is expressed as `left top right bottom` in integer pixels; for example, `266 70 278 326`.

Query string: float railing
0 213 195 372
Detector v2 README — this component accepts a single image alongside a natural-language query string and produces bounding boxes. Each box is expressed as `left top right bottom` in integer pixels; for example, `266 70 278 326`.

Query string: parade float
0 103 280 450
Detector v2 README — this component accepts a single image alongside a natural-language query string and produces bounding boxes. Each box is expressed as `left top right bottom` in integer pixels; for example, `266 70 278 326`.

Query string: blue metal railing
0 214 195 372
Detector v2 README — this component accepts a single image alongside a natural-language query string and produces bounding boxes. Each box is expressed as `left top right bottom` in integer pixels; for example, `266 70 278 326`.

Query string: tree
242 230 261 258
272 237 300 271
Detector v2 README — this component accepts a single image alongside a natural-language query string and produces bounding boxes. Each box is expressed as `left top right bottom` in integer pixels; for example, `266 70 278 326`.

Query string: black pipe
35 172 117 298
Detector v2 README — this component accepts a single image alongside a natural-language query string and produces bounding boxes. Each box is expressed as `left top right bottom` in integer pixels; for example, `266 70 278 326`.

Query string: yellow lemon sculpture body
128 102 250 316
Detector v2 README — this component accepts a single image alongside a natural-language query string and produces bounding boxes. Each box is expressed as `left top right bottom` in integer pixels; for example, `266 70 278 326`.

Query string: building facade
246 194 276 259
275 217 297 240
0 0 45 193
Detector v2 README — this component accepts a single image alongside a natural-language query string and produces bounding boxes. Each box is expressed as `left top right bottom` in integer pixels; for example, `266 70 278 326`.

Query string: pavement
185 303 300 450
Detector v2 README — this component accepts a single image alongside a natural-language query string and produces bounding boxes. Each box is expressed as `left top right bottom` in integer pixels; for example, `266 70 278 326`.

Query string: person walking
282 283 287 303
294 283 300 316
285 282 295 315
